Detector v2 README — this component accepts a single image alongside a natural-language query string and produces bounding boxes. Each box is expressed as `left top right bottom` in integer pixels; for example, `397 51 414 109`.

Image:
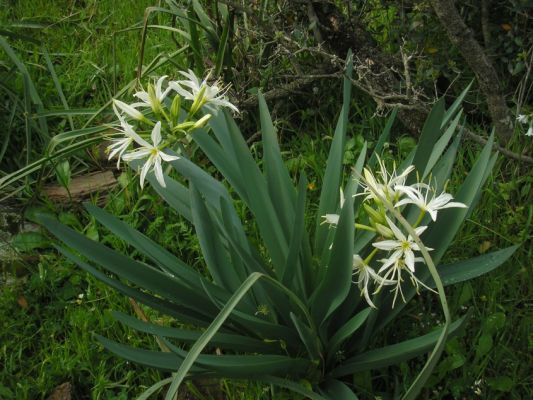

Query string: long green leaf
38 215 218 317
441 81 472 127
410 98 445 179
426 132 495 263
320 379 359 400
326 308 371 365
314 51 353 256
214 14 230 77
56 246 212 327
281 173 307 294
112 311 278 353
311 188 355 324
259 92 297 244
423 110 462 178
258 376 327 400
430 245 519 287
190 185 242 292
290 312 322 361
369 109 397 167
165 272 262 399
332 315 467 377
84 203 234 305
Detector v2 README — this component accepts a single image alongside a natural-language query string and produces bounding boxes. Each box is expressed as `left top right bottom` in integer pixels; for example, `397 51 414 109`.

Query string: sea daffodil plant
39 58 518 400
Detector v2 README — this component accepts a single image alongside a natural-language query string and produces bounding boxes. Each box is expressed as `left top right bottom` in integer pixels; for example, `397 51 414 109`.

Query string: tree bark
430 0 513 143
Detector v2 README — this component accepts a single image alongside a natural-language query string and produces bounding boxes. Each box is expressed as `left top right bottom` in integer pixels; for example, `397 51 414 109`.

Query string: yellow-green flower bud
192 114 211 129
170 95 182 122
189 84 207 116
375 223 394 238
363 204 385 225
147 84 162 115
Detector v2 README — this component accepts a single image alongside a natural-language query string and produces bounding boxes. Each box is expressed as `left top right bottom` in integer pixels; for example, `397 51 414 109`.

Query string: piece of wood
42 170 117 203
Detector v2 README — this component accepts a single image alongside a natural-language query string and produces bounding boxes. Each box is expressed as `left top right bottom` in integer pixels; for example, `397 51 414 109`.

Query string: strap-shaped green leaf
190 185 242 293
320 379 359 400
164 272 264 398
314 52 353 257
290 312 322 361
426 132 495 263
201 110 289 272
225 112 290 272
409 98 445 179
423 110 462 178
441 81 472 127
85 203 220 294
112 311 278 353
260 92 297 239
281 174 308 295
430 245 519 287
148 172 192 221
332 315 468 377
96 335 205 373
326 308 371 366
311 188 355 325
161 338 310 378
258 376 327 400
57 246 213 327
190 125 247 200
39 214 218 317
369 109 396 167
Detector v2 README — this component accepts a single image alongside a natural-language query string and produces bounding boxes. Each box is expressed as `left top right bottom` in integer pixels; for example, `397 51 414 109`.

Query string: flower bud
189 84 207 116
170 95 182 122
192 114 211 129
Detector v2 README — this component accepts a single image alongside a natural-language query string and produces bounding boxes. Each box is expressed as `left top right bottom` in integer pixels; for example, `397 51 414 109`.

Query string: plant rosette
39 58 518 400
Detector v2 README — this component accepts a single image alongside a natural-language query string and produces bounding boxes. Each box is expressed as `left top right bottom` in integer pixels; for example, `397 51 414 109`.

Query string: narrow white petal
153 157 166 187
394 197 415 208
159 151 180 162
405 251 415 272
438 201 468 209
113 99 144 121
155 75 168 98
139 157 153 189
134 91 150 104
123 148 152 161
413 225 428 237
151 122 162 146
372 240 400 251
323 214 340 225
386 216 406 241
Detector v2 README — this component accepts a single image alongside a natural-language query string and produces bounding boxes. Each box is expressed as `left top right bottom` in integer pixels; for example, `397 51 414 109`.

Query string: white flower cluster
107 71 238 189
323 157 467 308
516 114 533 137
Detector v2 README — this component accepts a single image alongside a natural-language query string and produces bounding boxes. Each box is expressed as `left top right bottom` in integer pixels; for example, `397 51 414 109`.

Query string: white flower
360 156 414 203
107 104 148 169
169 69 239 113
516 114 528 124
526 125 533 137
122 122 179 189
113 99 146 121
372 217 431 273
376 256 433 307
395 184 467 221
352 255 393 308
132 76 172 113
321 188 345 226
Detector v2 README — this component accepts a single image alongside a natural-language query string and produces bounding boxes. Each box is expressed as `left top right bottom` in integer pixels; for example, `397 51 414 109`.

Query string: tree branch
430 0 513 143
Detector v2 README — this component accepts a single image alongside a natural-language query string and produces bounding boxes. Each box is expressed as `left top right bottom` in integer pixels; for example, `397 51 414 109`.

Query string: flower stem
414 210 426 228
